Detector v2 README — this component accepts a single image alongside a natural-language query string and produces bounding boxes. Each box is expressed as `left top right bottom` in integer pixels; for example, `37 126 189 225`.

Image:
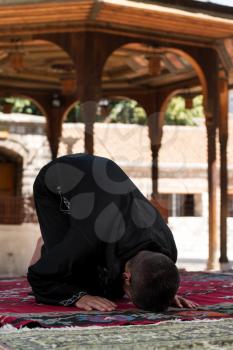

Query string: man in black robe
28 154 196 312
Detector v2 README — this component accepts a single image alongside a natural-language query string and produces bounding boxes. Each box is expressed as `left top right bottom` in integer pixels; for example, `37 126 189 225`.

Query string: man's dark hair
127 251 180 312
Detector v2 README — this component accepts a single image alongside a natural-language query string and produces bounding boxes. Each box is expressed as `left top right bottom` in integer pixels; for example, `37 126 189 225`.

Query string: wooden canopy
0 0 232 270
0 0 232 95
0 41 198 94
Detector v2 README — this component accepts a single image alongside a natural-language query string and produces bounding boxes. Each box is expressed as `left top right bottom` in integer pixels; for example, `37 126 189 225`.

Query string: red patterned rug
1 272 233 328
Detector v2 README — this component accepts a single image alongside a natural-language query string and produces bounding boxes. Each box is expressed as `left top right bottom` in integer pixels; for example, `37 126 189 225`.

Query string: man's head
122 251 180 312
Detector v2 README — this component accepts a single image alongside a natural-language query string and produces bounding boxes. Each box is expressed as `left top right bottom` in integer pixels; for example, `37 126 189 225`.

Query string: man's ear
122 271 131 286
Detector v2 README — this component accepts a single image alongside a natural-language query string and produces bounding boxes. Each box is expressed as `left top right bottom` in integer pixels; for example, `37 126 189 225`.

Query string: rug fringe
0 318 231 333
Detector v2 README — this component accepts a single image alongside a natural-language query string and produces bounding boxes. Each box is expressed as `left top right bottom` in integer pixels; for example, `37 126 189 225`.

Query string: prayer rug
0 271 233 329
1 319 233 350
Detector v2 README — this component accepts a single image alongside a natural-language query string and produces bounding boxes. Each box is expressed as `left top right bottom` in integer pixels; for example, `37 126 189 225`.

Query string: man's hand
171 295 199 309
75 295 117 311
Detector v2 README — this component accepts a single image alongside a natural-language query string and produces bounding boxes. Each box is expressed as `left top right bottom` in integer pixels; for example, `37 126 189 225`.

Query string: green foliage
0 97 42 116
107 100 147 125
66 99 147 125
66 103 106 123
165 95 204 126
66 95 204 126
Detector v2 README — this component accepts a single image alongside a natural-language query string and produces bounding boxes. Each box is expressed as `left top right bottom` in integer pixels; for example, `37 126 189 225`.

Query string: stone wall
0 114 51 195
0 223 40 276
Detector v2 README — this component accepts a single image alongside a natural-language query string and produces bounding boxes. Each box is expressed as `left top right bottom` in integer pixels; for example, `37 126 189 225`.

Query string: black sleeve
27 227 95 306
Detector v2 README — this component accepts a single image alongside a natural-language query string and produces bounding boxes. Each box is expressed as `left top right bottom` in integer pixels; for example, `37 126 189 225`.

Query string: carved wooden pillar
161 43 222 268
219 72 229 265
40 32 129 155
147 95 164 197
46 103 64 159
131 92 169 221
150 93 172 222
73 33 104 154
150 143 160 197
206 120 218 269
181 46 219 269
39 95 72 160
131 92 163 197
200 51 219 269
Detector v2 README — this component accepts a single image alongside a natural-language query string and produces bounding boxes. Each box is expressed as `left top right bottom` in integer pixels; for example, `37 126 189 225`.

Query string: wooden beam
0 78 58 90
0 0 232 42
31 24 215 53
98 2 233 39
104 65 136 79
1 70 60 84
129 69 196 87
216 41 233 72
102 76 199 97
102 70 196 90
88 24 216 47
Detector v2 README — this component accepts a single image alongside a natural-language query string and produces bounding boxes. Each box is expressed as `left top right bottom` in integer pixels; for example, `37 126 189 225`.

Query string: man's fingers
77 301 103 311
75 295 117 311
82 300 115 311
181 297 198 308
186 301 198 308
96 297 117 308
76 303 93 311
92 297 116 310
89 301 112 311
83 305 93 311
178 297 198 308
102 298 117 307
88 299 114 310
174 296 183 308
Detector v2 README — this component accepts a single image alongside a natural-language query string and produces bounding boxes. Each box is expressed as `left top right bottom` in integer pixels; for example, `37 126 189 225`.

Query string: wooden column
74 33 103 154
147 97 164 197
39 94 74 160
161 44 221 268
131 92 164 197
150 143 160 196
46 103 65 160
148 93 170 222
43 32 129 155
183 47 219 269
219 72 229 265
206 120 218 269
201 52 219 270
